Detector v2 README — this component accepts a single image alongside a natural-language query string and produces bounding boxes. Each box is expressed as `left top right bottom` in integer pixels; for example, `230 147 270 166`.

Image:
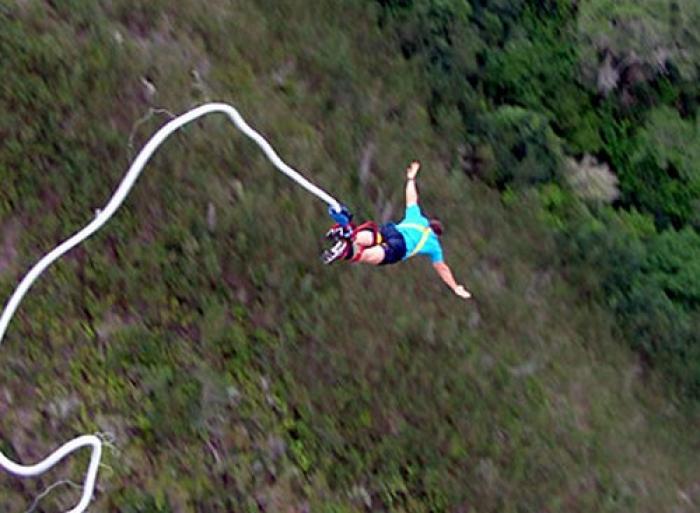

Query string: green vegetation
1 1 699 512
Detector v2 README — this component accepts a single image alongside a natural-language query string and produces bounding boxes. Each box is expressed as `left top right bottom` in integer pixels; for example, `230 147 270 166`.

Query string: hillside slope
1 1 698 512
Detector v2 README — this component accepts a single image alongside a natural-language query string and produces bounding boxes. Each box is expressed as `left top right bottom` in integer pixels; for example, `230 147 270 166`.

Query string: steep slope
0 1 697 512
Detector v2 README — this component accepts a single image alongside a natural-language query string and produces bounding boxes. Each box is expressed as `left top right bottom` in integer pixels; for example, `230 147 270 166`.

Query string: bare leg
355 245 385 265
354 230 376 247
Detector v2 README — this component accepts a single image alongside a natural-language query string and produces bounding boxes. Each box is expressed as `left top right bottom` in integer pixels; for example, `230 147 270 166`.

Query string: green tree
480 3 603 153
622 106 700 227
577 0 700 93
375 0 482 122
565 208 700 398
615 228 700 397
475 105 565 188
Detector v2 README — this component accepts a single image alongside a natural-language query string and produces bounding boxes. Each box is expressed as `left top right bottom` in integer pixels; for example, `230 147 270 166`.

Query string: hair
429 218 443 237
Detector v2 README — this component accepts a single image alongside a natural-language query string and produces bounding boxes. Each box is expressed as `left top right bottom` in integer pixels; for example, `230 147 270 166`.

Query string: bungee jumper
322 160 472 299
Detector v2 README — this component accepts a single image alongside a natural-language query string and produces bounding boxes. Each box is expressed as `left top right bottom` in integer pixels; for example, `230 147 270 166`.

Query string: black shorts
379 223 407 265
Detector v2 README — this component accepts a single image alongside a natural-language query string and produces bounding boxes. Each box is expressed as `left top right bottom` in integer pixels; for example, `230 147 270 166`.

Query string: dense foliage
378 0 700 398
0 1 698 512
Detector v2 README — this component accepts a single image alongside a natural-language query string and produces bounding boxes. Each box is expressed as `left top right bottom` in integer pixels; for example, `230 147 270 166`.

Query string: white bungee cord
0 102 343 512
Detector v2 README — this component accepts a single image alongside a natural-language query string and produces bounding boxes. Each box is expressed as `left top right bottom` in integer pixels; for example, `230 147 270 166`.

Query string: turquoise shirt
396 205 444 263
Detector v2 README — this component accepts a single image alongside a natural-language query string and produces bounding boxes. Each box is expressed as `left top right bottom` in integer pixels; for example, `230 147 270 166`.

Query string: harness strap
401 223 432 258
354 221 382 244
350 245 365 263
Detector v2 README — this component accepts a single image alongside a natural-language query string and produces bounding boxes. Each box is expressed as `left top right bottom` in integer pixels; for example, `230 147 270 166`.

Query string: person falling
322 160 472 299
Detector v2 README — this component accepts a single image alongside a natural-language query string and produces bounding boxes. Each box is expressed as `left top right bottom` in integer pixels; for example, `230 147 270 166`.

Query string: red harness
327 221 382 262
352 221 381 244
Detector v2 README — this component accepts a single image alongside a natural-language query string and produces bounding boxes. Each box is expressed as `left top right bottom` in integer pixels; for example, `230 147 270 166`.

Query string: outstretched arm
433 262 471 299
405 160 420 207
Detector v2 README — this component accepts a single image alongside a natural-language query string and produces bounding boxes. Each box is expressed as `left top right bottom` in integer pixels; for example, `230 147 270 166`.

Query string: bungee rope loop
0 102 347 513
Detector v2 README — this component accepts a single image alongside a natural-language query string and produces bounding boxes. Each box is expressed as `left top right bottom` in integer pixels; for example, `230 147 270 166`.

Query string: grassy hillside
1 1 698 512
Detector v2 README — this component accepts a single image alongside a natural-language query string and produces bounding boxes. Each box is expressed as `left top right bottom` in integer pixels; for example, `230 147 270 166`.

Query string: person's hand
454 285 472 299
406 160 420 180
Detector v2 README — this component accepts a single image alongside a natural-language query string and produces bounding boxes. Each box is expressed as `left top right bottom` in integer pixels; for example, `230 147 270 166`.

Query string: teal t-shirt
396 205 444 263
